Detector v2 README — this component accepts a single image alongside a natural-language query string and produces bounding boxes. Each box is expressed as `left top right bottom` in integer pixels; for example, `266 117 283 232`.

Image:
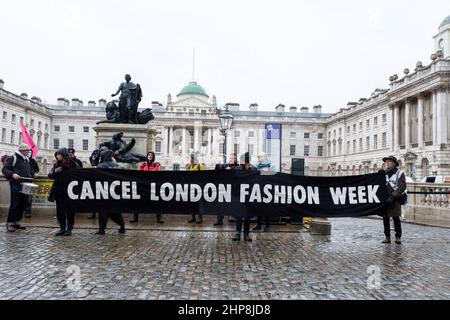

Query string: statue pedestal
94 123 159 168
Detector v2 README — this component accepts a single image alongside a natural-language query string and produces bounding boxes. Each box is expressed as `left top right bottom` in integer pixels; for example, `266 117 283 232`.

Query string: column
432 90 437 144
436 88 448 145
405 99 411 148
168 126 173 156
393 104 400 151
206 128 212 157
417 94 424 148
181 127 187 158
226 130 233 158
194 124 200 152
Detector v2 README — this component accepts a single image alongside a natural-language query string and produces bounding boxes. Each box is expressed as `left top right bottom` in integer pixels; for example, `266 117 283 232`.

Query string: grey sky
0 0 449 113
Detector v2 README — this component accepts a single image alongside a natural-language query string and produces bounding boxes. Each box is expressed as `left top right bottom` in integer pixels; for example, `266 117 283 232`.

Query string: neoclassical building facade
1 16 449 179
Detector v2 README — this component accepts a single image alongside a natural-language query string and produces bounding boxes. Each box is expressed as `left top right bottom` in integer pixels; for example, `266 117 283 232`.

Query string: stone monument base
94 123 159 169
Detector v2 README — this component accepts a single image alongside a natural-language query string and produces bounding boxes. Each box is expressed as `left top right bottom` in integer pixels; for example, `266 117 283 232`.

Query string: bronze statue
99 132 147 163
112 74 142 124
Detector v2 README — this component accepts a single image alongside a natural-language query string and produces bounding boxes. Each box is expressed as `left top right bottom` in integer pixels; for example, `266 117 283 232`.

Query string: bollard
309 218 332 235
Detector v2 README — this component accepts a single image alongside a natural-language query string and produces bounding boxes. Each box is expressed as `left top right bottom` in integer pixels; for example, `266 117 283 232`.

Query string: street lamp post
218 105 234 164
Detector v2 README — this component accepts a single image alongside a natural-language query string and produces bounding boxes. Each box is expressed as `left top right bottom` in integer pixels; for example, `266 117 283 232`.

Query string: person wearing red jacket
131 152 164 224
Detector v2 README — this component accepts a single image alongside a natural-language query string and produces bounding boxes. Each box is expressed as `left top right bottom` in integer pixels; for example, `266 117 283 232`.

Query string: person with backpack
48 148 80 236
187 152 204 224
130 151 164 224
2 144 39 232
379 156 407 244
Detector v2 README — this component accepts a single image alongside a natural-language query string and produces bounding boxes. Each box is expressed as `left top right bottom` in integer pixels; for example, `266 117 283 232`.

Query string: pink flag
20 122 39 157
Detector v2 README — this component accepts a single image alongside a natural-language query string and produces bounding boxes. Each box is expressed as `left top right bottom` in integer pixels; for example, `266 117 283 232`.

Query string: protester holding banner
95 150 126 235
380 156 406 244
48 148 80 236
131 151 164 224
24 152 40 218
187 153 204 224
68 148 83 168
233 152 255 242
253 152 273 232
2 144 37 232
214 153 240 226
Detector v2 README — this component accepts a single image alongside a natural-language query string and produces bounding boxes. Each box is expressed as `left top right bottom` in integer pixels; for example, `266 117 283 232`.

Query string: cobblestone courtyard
0 217 448 300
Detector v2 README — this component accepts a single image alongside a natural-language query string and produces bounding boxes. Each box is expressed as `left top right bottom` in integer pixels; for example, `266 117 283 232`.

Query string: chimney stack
275 104 285 112
0 79 4 90
57 97 66 106
313 105 322 113
99 99 107 108
20 93 28 99
300 106 309 113
249 103 258 112
289 106 297 113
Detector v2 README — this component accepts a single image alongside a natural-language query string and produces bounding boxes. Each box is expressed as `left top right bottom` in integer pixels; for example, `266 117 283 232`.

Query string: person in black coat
24 152 40 218
2 144 39 232
95 150 126 235
48 148 80 236
68 148 83 168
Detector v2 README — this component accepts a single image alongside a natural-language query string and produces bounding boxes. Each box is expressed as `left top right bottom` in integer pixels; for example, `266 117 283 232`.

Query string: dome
440 15 450 28
177 81 209 98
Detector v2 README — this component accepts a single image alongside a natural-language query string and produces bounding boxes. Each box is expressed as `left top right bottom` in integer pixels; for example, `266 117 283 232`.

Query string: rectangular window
201 110 207 117
234 143 240 156
235 131 240 138
189 109 195 117
10 130 15 144
38 121 42 129
1 128 5 142
30 119 34 127
353 140 356 153
12 114 16 124
248 131 255 138
382 132 387 148
382 114 387 123
347 126 350 134
83 126 89 133
290 132 296 139
19 132 22 144
219 143 224 155
20 116 24 124
374 117 378 126
353 124 356 133
45 123 48 131
347 141 350 153
304 145 310 157
317 146 323 157
44 136 48 150
69 126 75 133
359 122 363 131
248 144 254 155
155 141 162 153
304 132 310 139
290 145 296 156
338 128 342 136
374 134 378 150
359 138 363 152
366 136 370 150
54 125 60 132
318 133 324 140
68 139 74 149
366 119 370 130
83 139 89 151
2 111 7 121
54 139 60 150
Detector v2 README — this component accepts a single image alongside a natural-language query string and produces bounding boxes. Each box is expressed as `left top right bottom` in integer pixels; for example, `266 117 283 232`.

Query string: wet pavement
0 216 449 300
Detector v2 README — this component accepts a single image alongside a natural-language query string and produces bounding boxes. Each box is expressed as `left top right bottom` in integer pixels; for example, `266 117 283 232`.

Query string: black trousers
24 195 32 215
383 217 402 238
7 183 28 224
190 214 203 222
56 199 75 230
132 211 162 221
256 216 271 228
99 212 125 231
216 215 224 223
235 217 250 234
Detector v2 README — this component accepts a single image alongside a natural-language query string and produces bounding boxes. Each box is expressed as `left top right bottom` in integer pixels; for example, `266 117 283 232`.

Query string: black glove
385 195 396 205
378 169 385 174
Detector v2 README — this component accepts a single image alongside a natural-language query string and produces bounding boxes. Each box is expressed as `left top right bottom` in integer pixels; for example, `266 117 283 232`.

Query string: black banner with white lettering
54 169 388 218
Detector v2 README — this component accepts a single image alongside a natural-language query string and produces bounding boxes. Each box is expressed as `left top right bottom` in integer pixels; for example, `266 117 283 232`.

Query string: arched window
421 158 429 177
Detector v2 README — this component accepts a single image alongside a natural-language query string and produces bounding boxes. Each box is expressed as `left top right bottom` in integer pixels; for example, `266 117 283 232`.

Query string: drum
20 182 39 195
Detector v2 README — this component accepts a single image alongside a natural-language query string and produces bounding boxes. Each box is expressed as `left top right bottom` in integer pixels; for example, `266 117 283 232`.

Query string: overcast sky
0 0 449 113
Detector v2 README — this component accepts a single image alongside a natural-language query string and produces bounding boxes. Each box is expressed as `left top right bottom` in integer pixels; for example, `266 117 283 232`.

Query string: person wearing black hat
232 152 255 242
48 148 80 236
68 148 83 168
379 156 406 244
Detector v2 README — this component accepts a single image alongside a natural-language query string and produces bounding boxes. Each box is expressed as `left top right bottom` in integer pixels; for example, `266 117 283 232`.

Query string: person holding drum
2 144 39 232
48 148 80 236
